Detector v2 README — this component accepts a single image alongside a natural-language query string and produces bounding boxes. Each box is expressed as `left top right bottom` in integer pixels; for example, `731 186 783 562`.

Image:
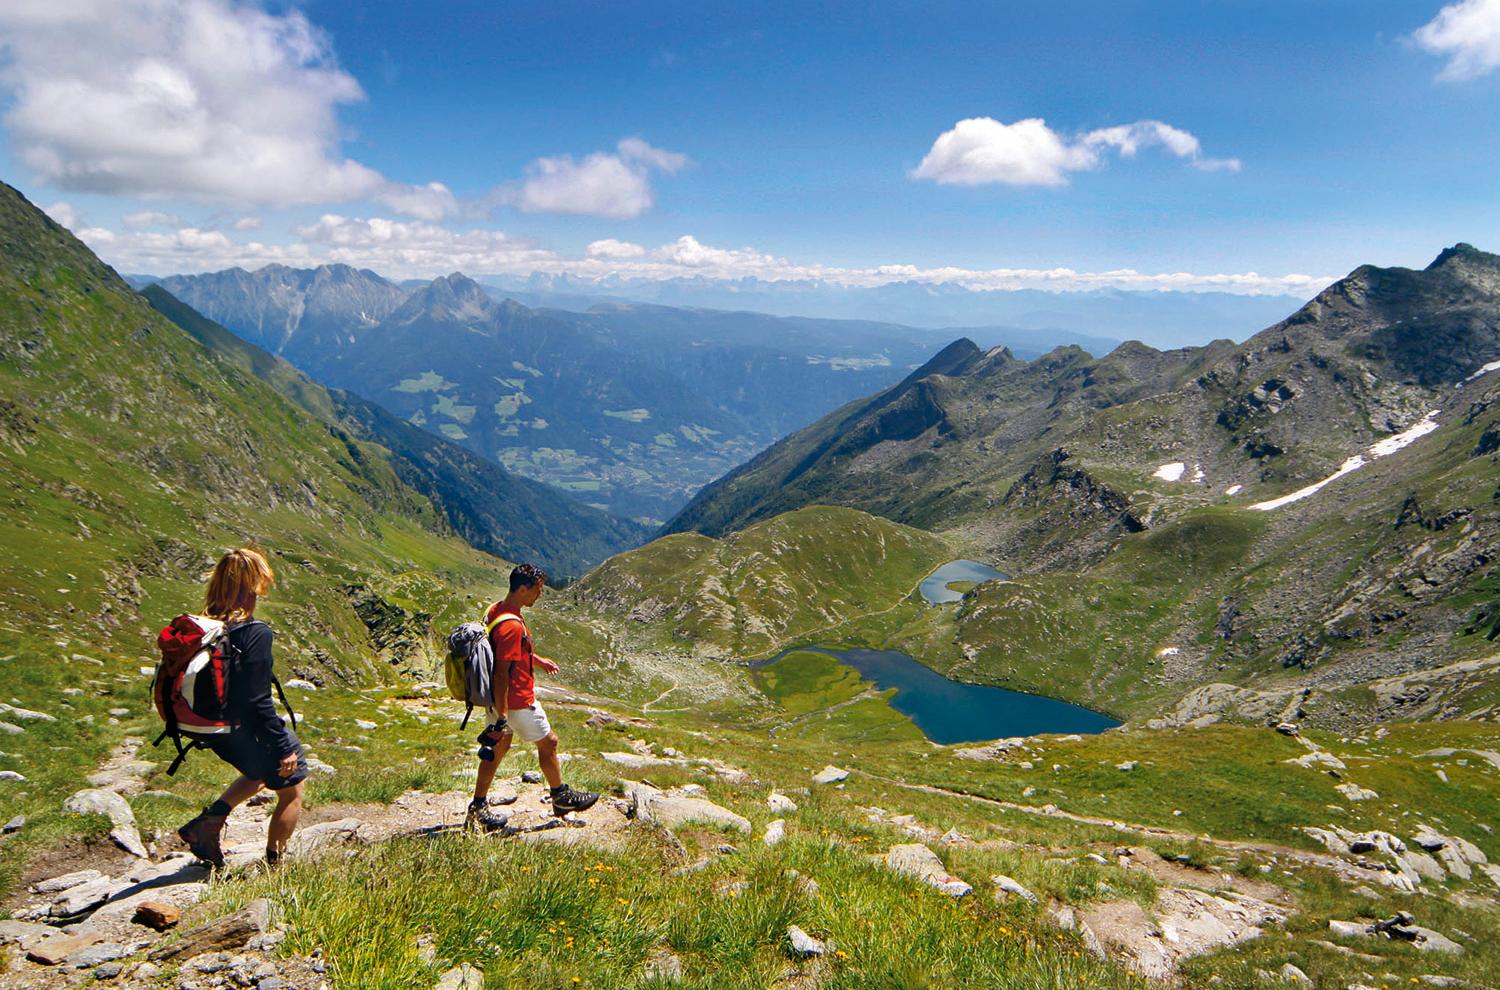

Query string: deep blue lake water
919 559 1010 604
753 647 1119 744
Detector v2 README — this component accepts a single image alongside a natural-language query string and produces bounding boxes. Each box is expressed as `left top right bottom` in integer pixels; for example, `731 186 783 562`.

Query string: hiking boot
177 811 228 868
464 800 511 834
549 784 599 815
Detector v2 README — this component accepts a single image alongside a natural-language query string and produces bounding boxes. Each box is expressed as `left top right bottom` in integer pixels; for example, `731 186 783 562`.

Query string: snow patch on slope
1250 411 1440 512
1153 462 1186 482
1460 360 1500 386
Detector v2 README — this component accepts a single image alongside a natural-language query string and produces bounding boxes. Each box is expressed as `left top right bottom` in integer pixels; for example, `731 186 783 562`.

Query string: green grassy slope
572 505 953 658
0 181 521 886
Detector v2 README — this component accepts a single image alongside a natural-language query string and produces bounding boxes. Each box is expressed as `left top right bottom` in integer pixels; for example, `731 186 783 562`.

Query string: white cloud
1414 0 1500 80
1081 120 1240 172
232 216 263 231
123 210 181 228
77 215 1330 297
43 201 79 229
586 238 648 259
911 118 1096 187
375 181 459 221
506 138 689 219
0 0 451 215
912 116 1237 187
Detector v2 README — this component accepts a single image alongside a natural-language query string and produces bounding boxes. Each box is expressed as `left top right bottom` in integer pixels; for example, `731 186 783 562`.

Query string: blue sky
0 0 1497 294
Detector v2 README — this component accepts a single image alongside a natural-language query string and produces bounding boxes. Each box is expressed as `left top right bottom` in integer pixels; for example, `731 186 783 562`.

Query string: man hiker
467 563 599 831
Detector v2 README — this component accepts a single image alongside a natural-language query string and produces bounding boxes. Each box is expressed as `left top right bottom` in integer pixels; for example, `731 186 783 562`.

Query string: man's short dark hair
510 563 548 593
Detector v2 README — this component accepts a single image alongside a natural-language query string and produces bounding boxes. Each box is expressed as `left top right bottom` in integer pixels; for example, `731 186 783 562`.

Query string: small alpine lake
750 646 1119 744
919 559 1010 604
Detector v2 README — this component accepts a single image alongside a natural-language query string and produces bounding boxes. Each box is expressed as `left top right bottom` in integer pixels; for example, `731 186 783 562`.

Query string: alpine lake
751 561 1120 744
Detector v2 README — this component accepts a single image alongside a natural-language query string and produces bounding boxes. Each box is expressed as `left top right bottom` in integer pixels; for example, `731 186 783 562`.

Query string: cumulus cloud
76 215 1328 297
232 216 263 231
1414 0 1500 80
912 116 1238 187
0 0 452 215
505 138 689 219
586 238 648 259
374 181 459 221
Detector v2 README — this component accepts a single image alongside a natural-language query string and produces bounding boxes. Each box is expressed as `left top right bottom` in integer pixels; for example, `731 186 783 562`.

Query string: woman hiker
176 548 308 867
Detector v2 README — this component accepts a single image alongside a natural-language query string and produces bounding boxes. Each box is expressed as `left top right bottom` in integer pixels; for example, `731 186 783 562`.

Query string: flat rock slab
1083 887 1286 979
812 766 849 785
434 962 484 990
285 818 367 859
0 920 60 950
26 933 97 966
601 751 679 769
767 793 798 813
627 783 750 834
31 869 105 894
881 844 972 897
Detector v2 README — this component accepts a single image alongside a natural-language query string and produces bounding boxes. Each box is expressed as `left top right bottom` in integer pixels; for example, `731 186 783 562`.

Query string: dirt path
850 768 1404 888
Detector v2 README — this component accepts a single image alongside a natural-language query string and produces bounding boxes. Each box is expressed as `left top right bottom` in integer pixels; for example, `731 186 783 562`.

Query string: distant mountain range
481 272 1303 350
141 286 648 577
146 266 1121 522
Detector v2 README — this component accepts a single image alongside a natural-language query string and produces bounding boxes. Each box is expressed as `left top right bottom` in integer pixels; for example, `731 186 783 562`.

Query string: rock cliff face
157 263 407 369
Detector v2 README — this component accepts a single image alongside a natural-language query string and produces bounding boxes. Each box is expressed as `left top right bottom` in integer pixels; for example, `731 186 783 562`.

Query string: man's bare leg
472 733 513 803
535 732 563 789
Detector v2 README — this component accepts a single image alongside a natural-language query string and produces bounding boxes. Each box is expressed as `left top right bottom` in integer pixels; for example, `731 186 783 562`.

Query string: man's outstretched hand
535 656 560 674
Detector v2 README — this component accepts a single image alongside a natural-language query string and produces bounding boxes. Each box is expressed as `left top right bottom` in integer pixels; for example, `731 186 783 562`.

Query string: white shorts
503 703 552 743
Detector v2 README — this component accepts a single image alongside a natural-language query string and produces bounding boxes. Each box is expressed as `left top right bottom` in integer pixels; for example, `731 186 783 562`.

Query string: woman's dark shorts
204 730 309 790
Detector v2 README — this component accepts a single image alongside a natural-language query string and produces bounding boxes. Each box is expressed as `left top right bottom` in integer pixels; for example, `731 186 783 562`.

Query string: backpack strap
485 612 521 636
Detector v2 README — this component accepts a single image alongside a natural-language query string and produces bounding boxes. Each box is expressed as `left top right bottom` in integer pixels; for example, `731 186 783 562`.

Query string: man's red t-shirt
485 601 535 710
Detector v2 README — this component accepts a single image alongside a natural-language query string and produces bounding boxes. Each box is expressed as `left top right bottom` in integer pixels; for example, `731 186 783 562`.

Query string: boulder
1280 963 1313 988
0 770 25 782
763 819 786 847
812 766 848 785
284 679 317 690
2 814 24 833
882 844 972 897
767 792 798 813
62 787 147 857
133 901 183 930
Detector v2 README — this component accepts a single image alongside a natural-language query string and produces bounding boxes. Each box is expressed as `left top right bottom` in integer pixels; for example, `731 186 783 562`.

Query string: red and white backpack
151 614 295 774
